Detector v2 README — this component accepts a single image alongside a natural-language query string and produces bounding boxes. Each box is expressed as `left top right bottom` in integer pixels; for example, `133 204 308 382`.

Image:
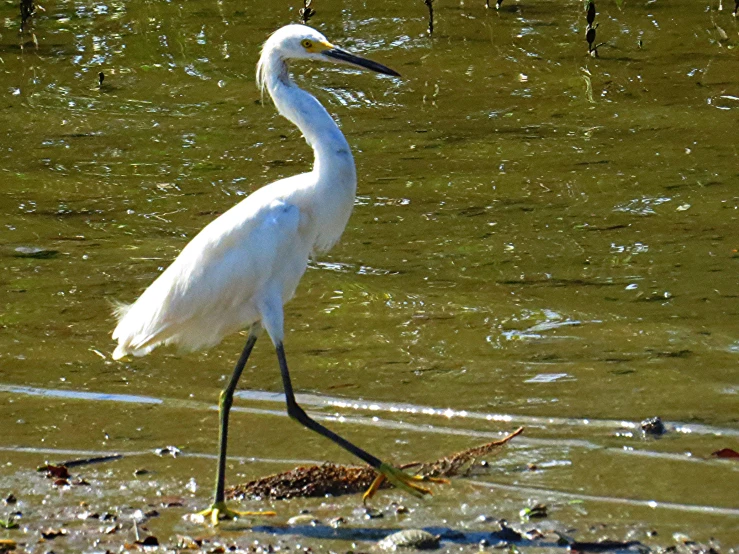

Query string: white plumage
113 25 361 358
111 25 437 525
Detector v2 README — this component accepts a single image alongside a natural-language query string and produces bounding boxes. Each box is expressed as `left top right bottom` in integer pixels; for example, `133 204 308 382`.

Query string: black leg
213 332 258 504
275 342 383 469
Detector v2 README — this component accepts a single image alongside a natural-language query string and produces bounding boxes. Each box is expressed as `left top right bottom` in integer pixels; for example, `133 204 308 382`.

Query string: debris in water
286 514 321 526
176 536 203 549
134 535 160 547
230 463 376 500
229 427 523 500
155 445 181 457
37 464 70 479
424 0 434 36
0 518 18 530
519 503 548 520
102 523 122 534
378 529 441 550
641 416 666 436
159 496 184 508
585 1 599 57
37 463 91 487
714 23 729 42
299 0 315 24
58 454 123 468
3 494 16 505
98 71 105 87
586 26 597 55
329 516 346 528
0 539 17 552
494 520 523 542
363 506 384 519
19 0 34 31
40 528 68 540
664 534 722 554
586 0 596 25
13 246 59 259
568 539 645 552
711 447 739 459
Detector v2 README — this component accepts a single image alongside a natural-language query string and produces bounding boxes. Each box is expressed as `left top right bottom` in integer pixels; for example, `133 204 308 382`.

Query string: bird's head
258 24 400 90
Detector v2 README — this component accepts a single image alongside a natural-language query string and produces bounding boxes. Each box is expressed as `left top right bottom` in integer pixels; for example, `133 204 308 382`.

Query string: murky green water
1 0 737 550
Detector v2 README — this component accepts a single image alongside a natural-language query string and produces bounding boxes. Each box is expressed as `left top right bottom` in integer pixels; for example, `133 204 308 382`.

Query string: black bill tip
323 48 401 77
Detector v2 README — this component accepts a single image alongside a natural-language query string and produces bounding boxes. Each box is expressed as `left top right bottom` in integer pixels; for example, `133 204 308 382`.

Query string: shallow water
1 0 738 550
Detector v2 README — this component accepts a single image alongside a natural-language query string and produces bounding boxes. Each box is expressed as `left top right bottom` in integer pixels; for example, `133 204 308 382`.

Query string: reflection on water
1 0 738 547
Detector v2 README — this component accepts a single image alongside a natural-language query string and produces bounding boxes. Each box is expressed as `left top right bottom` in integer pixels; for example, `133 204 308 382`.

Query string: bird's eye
301 39 313 50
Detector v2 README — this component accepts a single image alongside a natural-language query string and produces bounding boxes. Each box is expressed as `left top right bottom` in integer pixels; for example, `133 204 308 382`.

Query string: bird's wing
113 184 309 357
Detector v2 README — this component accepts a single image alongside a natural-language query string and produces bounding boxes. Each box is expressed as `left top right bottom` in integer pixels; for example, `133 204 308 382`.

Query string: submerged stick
424 0 434 35
58 454 123 468
20 0 34 31
228 427 523 500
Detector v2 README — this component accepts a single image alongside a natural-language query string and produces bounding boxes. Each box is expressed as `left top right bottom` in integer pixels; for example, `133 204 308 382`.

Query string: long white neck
258 52 356 181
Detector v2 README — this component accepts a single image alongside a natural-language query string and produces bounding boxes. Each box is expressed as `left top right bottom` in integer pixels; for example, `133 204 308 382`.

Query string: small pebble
641 416 666 436
495 520 522 542
154 446 181 457
378 529 440 550
286 514 321 526
519 503 547 520
328 516 346 528
364 507 384 519
14 246 59 259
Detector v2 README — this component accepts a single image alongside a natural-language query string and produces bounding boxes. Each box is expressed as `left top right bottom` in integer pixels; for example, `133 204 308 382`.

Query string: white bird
112 24 444 525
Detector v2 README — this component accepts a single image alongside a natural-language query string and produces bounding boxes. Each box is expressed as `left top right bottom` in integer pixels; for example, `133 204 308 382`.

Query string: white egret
112 24 444 524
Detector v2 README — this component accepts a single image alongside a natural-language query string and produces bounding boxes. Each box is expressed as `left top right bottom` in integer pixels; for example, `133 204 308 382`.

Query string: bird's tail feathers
110 299 132 320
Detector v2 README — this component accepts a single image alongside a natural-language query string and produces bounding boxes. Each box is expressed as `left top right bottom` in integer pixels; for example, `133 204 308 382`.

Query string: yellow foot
196 501 276 526
362 463 449 504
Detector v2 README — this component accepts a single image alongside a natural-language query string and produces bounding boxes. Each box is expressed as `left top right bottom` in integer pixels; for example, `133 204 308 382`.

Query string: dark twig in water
299 0 315 24
98 72 105 88
734 0 738 16
20 0 34 31
585 1 598 56
423 0 434 35
57 454 122 468
228 427 523 500
586 25 597 55
586 0 596 25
